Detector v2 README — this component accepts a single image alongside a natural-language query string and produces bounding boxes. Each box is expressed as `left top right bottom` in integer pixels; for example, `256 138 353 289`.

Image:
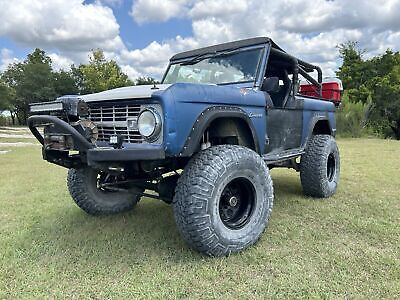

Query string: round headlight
137 108 161 140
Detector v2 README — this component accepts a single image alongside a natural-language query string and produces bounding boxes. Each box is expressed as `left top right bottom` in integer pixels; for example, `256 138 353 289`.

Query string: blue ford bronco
29 37 340 256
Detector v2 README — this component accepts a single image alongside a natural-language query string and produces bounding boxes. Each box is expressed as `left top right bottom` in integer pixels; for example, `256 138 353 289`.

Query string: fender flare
303 113 334 147
179 106 260 156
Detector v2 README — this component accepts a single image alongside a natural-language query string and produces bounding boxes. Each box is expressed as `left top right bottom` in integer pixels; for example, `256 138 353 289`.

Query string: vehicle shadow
271 171 304 200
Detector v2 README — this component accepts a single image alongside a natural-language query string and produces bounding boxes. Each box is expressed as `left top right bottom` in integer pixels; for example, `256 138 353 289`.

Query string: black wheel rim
327 153 336 182
218 177 256 230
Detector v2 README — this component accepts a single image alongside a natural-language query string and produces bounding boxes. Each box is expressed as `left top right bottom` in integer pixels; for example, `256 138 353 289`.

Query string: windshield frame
161 44 268 87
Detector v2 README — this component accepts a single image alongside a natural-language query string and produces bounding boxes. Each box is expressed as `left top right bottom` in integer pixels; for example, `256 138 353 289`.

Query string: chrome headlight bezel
137 107 162 141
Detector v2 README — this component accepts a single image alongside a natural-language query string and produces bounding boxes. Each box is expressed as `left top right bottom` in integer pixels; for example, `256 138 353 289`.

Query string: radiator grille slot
88 104 143 143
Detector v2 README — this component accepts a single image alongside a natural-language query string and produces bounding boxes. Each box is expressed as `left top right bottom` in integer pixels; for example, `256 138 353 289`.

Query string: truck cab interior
261 46 324 109
261 48 298 108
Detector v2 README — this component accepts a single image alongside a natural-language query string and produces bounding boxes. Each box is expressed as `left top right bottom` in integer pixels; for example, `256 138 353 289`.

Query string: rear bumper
28 115 165 166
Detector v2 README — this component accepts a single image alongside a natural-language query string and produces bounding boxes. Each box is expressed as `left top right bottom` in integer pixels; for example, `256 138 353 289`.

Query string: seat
269 71 291 108
261 76 280 108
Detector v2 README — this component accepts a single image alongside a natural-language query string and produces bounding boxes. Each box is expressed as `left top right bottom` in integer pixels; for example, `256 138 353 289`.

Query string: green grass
0 138 38 144
0 138 399 299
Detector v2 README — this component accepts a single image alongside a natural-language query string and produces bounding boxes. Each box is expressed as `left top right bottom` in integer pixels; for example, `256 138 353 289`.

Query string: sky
1 0 400 81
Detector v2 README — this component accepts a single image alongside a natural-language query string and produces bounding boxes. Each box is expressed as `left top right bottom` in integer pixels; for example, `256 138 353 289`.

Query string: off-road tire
300 134 340 198
67 167 143 215
173 145 274 257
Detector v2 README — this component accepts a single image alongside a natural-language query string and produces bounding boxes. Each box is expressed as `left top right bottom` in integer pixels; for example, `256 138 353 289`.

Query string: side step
263 148 304 164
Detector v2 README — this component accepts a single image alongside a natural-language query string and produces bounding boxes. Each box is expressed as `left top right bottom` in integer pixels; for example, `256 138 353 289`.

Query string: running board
263 148 304 164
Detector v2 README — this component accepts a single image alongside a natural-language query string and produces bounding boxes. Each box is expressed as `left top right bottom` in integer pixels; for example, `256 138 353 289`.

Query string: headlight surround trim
137 107 162 141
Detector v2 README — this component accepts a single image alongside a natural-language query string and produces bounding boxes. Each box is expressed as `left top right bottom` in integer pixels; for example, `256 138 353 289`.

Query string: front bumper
86 145 165 165
28 115 165 166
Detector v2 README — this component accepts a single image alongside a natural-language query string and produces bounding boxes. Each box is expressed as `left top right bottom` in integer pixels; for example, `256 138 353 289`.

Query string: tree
0 80 13 112
2 48 56 124
73 50 132 94
336 42 372 103
0 79 17 124
337 41 400 139
53 70 78 96
336 91 371 137
135 76 159 86
370 65 400 139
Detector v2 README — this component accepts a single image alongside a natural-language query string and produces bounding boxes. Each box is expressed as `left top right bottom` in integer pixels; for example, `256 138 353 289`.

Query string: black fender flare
303 113 334 147
179 106 260 156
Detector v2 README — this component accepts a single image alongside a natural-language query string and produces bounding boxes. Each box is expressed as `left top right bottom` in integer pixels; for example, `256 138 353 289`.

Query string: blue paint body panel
154 83 267 156
150 84 337 157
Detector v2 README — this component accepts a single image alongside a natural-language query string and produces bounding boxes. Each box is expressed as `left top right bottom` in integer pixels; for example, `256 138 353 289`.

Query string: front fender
178 106 261 156
158 83 267 156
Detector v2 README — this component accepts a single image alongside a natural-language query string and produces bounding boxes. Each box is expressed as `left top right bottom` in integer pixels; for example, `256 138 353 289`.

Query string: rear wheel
67 167 143 215
173 145 274 256
300 134 340 198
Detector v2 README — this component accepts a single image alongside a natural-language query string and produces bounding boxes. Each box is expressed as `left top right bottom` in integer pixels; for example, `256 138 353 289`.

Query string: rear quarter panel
300 96 336 147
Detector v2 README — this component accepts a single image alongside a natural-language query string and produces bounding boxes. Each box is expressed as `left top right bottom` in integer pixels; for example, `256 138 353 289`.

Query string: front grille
88 103 144 143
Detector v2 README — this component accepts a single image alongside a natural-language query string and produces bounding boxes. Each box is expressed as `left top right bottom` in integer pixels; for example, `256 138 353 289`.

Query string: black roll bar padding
269 47 323 96
292 60 299 97
28 115 94 151
298 59 322 83
298 60 322 96
299 67 322 95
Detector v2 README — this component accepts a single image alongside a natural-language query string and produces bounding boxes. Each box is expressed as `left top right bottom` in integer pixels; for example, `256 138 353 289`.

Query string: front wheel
173 145 274 257
67 167 143 215
300 134 340 198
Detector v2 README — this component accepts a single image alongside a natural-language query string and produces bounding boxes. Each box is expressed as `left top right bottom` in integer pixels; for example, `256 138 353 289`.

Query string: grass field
0 132 399 298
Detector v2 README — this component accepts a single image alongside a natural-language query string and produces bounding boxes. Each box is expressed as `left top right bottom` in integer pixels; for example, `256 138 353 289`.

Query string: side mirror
262 77 280 93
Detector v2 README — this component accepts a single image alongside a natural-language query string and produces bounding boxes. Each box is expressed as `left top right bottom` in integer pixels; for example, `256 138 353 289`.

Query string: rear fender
302 112 335 148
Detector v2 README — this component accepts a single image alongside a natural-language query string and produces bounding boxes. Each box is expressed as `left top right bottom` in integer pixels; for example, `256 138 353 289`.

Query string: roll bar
269 47 322 96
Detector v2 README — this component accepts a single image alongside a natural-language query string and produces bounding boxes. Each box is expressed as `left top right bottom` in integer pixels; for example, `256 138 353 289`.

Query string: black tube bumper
28 115 165 166
87 145 165 166
28 115 93 151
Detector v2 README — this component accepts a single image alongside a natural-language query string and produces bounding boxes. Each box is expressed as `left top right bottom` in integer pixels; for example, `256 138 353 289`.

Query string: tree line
0 49 157 125
336 42 400 139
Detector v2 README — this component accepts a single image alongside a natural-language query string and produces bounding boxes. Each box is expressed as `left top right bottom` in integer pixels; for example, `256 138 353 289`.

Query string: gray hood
80 84 172 102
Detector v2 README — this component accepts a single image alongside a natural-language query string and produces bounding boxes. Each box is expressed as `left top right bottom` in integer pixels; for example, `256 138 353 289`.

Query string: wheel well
206 117 256 151
312 120 332 135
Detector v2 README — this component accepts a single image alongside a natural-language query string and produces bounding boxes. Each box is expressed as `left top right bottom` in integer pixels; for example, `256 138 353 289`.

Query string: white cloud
2 0 400 81
189 0 248 19
126 0 400 79
0 0 122 52
130 0 189 24
120 64 141 80
48 53 74 71
118 36 199 78
97 0 123 7
0 48 19 71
